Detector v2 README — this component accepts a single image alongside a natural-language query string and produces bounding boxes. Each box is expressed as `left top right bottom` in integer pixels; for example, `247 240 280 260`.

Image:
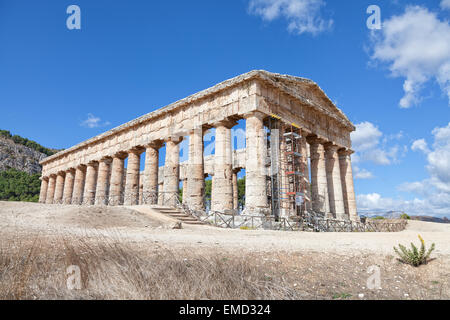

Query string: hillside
0 130 59 174
0 130 60 202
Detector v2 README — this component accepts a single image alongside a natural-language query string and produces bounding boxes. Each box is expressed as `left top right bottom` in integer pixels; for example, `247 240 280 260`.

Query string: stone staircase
151 206 205 225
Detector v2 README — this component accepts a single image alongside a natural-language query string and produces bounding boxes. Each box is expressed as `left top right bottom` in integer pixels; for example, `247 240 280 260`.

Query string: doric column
39 177 49 203
339 149 358 221
307 137 330 216
109 154 126 206
325 144 346 220
244 112 268 214
95 158 112 205
211 121 234 212
158 181 164 205
83 162 98 205
232 169 239 210
163 138 182 207
54 172 66 204
124 148 143 206
45 174 56 204
63 169 75 204
186 128 205 210
279 124 289 218
72 165 86 205
300 130 312 211
142 143 161 205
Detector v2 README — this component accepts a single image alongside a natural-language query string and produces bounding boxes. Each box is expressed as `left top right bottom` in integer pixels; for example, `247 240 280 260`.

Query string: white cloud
356 193 443 216
387 122 450 216
80 113 111 128
441 0 450 10
370 6 450 108
354 167 374 180
351 122 404 165
248 0 332 35
411 138 430 153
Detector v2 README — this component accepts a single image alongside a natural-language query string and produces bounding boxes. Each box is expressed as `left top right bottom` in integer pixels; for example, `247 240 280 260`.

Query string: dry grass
1 232 449 300
0 233 300 300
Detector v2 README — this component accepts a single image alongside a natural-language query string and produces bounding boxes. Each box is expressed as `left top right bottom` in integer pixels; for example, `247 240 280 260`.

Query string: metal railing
198 211 408 233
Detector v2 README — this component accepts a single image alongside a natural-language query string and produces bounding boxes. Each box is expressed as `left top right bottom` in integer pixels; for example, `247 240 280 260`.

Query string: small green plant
393 235 435 267
400 213 411 220
332 293 352 299
372 216 385 220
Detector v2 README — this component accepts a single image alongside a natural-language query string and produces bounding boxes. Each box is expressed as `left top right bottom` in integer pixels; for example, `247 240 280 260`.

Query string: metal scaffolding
266 116 311 219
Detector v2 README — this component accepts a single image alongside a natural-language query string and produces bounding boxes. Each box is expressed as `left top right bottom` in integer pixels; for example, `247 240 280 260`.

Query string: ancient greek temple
39 70 358 221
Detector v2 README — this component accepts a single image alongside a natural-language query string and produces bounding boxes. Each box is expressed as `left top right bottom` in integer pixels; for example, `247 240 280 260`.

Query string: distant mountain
362 211 405 219
360 211 450 224
410 216 450 224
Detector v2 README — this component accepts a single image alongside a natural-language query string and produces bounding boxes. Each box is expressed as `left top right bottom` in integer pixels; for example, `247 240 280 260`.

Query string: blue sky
0 0 449 216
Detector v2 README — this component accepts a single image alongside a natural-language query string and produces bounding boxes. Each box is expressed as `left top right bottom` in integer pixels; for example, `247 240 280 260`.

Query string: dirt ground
1 201 449 300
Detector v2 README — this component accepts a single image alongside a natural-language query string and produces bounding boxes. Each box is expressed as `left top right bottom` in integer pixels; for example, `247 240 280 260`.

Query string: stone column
279 124 289 218
339 149 358 221
163 138 182 207
54 172 65 204
158 181 164 205
325 144 346 220
45 175 56 204
142 143 161 205
72 165 86 205
63 169 75 204
186 128 205 210
95 158 112 205
300 131 312 211
245 112 268 214
307 137 330 216
39 177 49 203
83 162 98 205
211 121 234 212
109 155 125 206
124 149 143 206
232 169 239 210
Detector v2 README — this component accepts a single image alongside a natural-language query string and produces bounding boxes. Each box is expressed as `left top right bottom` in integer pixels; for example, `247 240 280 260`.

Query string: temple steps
151 206 206 225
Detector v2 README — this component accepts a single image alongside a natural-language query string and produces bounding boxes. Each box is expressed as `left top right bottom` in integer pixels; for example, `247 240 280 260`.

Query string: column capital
324 142 340 152
99 156 113 164
243 111 266 121
338 148 355 157
128 146 145 155
146 140 163 150
164 136 183 144
76 164 87 170
49 173 57 178
113 151 128 159
57 170 66 176
66 168 76 174
41 176 49 181
306 135 327 146
87 160 99 167
213 119 237 129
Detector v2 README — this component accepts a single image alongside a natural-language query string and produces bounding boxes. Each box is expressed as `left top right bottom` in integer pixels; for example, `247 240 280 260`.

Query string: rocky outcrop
0 137 47 174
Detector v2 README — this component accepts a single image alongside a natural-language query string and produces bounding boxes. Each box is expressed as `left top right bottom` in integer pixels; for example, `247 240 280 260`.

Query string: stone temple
39 70 358 221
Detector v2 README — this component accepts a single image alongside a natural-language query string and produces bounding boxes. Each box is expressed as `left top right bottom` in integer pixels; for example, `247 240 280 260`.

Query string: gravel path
1 202 449 257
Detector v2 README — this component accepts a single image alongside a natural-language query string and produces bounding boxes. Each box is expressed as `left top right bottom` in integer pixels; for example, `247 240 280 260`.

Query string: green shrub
394 235 435 267
400 213 411 220
372 216 385 220
0 169 41 202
